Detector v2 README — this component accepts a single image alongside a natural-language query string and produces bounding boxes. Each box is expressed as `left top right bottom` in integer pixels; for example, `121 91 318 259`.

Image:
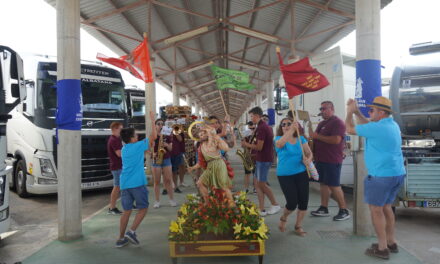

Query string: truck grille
406 158 440 199
53 135 113 183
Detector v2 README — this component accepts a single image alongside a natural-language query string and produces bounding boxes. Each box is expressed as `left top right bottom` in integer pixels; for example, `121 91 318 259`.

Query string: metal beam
227 0 287 20
152 22 218 45
83 0 147 24
158 56 219 78
152 27 220 53
151 0 216 21
295 20 354 43
229 41 267 56
296 0 355 19
296 0 334 39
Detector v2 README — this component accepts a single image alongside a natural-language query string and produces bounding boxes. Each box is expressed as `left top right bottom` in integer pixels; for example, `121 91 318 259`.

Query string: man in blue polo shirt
345 96 405 260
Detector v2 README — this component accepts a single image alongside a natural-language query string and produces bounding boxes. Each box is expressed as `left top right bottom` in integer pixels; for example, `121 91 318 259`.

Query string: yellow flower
238 191 246 201
243 226 253 236
180 205 188 216
247 206 258 216
256 223 268 239
193 229 200 235
177 217 186 225
233 223 242 234
240 204 246 214
169 221 180 233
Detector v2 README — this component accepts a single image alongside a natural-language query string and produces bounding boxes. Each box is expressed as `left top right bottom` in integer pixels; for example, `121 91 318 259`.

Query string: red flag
277 51 329 99
97 37 153 83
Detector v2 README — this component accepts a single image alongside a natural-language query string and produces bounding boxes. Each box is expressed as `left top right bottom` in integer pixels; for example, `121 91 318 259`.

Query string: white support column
266 80 275 126
194 103 200 117
56 0 82 241
172 82 180 106
256 93 262 107
145 59 156 178
186 94 192 113
353 0 381 237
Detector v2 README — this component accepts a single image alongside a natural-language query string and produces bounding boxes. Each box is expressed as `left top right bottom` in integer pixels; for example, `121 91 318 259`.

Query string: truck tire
15 159 30 198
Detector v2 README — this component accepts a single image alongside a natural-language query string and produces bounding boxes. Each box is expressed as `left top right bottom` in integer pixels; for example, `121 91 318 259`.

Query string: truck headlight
39 159 56 178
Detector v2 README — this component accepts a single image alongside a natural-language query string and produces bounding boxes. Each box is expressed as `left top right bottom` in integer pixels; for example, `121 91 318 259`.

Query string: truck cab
6 55 128 197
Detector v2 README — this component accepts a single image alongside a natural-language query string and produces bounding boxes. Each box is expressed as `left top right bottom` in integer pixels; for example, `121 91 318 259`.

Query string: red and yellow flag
277 50 329 99
97 37 153 83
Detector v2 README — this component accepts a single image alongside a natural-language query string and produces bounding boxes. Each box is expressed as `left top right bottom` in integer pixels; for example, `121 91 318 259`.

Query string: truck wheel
15 160 30 198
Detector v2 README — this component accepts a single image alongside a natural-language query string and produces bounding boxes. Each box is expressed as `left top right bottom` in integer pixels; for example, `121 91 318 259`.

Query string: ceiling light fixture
164 26 209 44
234 25 278 43
185 61 214 73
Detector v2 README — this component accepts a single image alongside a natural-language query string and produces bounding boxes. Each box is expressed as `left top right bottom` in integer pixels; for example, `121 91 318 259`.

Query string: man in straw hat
345 96 406 260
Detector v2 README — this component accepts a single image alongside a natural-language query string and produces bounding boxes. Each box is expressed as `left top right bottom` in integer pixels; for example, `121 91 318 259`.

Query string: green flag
211 65 255 90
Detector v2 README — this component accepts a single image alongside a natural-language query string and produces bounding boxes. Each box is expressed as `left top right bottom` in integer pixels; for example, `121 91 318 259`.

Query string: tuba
236 124 255 171
155 133 166 165
172 124 183 135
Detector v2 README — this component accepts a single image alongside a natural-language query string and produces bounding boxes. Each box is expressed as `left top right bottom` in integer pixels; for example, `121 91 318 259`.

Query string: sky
1 0 439 111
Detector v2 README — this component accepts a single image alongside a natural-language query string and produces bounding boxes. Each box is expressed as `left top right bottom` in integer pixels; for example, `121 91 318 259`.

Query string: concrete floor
1 154 439 264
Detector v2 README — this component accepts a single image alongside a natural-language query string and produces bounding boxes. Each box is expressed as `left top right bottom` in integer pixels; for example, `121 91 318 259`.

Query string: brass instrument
156 133 166 165
236 123 255 171
187 120 205 141
172 124 184 135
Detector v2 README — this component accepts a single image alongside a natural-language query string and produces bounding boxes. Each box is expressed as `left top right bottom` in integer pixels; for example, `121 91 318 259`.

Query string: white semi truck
6 55 128 197
0 46 26 235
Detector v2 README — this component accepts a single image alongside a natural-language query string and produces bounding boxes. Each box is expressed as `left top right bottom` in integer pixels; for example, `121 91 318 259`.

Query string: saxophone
156 133 166 165
236 124 255 171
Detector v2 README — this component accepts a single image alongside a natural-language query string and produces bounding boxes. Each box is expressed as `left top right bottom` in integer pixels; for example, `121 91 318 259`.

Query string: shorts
121 185 149 210
364 175 405 206
171 153 184 172
152 157 171 168
254 161 272 182
315 162 342 187
111 169 122 186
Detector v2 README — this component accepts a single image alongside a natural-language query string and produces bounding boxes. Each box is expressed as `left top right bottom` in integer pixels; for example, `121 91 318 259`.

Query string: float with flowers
168 190 268 264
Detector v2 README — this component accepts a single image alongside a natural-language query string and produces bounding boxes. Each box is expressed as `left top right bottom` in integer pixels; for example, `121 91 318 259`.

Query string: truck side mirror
0 46 26 113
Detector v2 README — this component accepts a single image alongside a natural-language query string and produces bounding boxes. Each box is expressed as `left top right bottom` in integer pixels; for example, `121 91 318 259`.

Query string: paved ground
1 152 439 264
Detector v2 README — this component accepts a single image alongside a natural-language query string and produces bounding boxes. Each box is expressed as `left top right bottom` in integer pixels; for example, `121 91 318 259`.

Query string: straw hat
367 96 392 112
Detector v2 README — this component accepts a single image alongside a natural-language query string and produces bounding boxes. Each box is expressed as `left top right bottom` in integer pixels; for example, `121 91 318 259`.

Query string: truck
271 46 356 185
6 55 128 197
390 41 440 208
0 46 26 234
125 88 146 139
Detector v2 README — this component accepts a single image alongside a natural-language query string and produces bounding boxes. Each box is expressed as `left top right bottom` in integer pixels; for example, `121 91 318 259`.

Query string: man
242 121 256 193
242 107 280 216
107 122 124 215
261 114 270 124
170 117 186 193
345 96 405 260
310 101 350 221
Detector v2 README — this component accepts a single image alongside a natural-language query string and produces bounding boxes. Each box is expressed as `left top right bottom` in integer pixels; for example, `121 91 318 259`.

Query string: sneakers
311 206 330 217
372 243 399 253
108 207 123 215
333 209 351 221
115 237 129 248
267 205 281 215
153 201 160 209
174 187 182 193
125 230 139 245
180 182 189 187
365 245 390 260
162 189 168 195
259 210 267 217
169 200 177 207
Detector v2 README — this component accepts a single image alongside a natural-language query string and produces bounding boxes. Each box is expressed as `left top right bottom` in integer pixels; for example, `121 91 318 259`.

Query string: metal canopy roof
44 0 391 118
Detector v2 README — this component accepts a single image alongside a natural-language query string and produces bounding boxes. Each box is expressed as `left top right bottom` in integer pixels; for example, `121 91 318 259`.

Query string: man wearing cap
345 96 405 260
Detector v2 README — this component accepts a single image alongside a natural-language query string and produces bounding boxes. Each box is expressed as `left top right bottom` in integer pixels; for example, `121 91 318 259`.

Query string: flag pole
218 90 228 116
277 45 312 179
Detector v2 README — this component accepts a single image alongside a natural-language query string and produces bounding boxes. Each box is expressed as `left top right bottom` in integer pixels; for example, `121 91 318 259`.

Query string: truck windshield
38 75 126 113
132 99 145 116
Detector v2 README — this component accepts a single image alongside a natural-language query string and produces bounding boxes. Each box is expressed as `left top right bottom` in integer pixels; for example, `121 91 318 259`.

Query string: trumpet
172 124 184 135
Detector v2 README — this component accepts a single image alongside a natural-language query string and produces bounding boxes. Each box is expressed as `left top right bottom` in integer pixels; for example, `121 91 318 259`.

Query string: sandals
294 225 307 237
278 216 287 232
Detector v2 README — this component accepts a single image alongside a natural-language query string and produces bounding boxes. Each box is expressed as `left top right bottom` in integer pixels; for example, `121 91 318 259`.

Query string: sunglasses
319 107 329 111
249 127 255 130
156 122 164 126
368 108 374 113
281 122 292 127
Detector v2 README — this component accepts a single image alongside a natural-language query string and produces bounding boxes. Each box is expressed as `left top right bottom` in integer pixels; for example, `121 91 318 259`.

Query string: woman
188 125 234 206
274 118 313 236
151 119 176 208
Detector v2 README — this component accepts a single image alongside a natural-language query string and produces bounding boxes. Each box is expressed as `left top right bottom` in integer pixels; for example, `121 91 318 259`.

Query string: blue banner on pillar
56 79 82 131
267 108 275 126
355 60 382 117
